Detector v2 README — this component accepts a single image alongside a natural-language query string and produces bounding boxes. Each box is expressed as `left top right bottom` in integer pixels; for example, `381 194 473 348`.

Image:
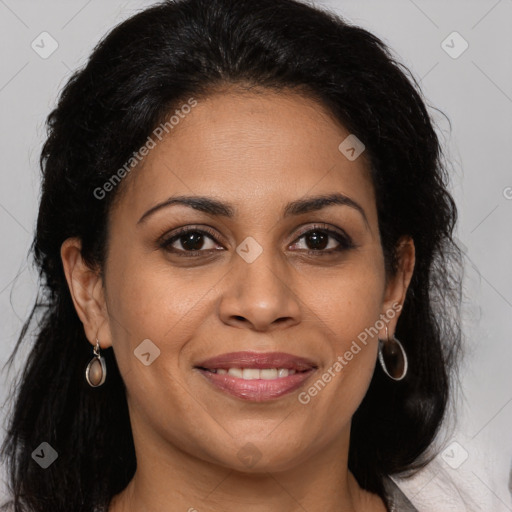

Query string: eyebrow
137 193 369 228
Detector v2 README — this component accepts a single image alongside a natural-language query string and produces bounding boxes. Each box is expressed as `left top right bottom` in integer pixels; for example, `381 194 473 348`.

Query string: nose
218 246 302 332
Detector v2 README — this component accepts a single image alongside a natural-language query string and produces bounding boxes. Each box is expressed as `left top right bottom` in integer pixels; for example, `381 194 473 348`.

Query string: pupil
182 233 204 251
307 231 328 250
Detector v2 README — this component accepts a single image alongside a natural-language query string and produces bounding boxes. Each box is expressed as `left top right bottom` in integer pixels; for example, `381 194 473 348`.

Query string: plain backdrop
0 1 511 510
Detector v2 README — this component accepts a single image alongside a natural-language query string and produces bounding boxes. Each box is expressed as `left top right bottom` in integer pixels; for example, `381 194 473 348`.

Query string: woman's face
72 89 413 472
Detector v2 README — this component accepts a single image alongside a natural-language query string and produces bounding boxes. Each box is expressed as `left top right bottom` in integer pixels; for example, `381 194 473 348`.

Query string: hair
0 0 463 510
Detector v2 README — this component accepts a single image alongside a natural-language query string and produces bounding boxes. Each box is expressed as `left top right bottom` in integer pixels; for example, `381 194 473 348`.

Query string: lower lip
196 369 315 402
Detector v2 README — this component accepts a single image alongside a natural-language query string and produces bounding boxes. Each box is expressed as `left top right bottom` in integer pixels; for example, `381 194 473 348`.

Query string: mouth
194 351 318 402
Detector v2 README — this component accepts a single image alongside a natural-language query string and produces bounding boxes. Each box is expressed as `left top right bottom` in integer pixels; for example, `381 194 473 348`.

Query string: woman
0 0 462 510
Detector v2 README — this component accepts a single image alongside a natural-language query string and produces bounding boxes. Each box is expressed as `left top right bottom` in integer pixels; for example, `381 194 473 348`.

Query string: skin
61 88 415 512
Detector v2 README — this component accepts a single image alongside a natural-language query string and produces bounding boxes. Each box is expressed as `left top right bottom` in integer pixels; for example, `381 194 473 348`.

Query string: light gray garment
384 477 418 511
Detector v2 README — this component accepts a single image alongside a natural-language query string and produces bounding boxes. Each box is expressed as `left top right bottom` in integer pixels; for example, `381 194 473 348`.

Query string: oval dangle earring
85 338 107 387
378 325 408 381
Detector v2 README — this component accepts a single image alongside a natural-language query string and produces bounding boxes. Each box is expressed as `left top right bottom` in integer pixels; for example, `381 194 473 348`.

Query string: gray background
0 0 511 510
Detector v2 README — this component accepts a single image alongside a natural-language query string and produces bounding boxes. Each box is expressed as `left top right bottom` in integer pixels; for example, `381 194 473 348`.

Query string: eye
289 224 355 254
159 226 223 257
159 223 355 258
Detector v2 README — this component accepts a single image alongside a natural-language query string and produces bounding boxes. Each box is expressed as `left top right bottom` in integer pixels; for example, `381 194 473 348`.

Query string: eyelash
159 224 355 258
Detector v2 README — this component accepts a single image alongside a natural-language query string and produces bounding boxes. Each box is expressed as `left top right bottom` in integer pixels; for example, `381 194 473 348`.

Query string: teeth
242 368 260 379
214 368 298 379
260 368 278 380
227 368 243 378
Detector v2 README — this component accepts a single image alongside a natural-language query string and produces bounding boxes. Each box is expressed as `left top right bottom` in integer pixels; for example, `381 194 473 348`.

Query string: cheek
296 255 384 412
103 257 211 429
310 285 381 378
103 251 219 372
306 254 385 342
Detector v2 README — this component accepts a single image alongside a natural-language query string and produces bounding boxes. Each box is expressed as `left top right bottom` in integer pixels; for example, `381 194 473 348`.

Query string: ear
380 235 415 337
60 237 112 349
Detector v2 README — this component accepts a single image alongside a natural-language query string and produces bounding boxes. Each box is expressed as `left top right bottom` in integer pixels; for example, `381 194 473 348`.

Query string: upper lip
195 351 318 371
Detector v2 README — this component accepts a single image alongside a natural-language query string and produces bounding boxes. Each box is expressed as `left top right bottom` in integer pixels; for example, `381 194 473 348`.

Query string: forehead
114 88 376 226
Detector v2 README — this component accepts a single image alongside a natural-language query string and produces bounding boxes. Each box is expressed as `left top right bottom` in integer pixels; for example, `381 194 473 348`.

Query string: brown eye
177 232 209 251
160 227 223 256
289 225 355 254
303 231 329 250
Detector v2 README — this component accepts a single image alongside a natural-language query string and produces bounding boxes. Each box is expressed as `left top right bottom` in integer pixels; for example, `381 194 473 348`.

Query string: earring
85 337 107 387
378 324 408 381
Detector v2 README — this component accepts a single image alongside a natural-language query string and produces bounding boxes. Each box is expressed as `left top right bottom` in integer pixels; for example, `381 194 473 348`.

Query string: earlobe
60 237 112 348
